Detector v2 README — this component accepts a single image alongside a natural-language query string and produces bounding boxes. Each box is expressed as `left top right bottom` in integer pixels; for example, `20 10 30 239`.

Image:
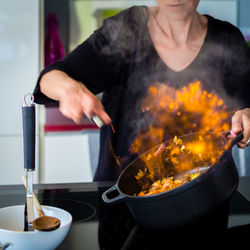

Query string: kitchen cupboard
42 131 99 183
0 0 40 184
0 136 39 185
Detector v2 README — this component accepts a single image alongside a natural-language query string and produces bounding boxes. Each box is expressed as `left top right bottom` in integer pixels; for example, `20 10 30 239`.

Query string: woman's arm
40 70 112 125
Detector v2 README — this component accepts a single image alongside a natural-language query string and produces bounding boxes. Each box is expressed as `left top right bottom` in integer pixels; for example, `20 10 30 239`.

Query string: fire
130 81 231 155
134 133 227 194
187 141 205 154
130 81 232 186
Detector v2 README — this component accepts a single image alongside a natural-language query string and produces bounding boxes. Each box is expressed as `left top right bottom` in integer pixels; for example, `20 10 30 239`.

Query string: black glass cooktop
1 180 250 249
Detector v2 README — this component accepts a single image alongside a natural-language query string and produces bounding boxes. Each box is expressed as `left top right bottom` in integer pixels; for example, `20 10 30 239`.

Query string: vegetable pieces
134 134 217 197
137 172 200 196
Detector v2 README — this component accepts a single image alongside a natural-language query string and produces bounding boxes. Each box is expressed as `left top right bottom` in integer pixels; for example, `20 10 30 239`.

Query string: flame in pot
130 81 232 190
130 81 230 155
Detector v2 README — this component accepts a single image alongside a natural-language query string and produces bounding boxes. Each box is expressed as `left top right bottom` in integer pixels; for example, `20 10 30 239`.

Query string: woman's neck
151 7 207 49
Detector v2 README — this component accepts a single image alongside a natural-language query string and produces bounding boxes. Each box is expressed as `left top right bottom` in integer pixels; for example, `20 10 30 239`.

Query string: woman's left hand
230 108 250 148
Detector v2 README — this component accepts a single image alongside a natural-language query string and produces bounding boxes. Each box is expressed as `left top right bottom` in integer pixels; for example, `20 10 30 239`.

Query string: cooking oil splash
109 139 121 167
111 124 115 134
109 123 121 166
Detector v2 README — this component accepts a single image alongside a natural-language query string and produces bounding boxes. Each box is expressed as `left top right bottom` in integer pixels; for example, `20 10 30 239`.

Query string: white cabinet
0 0 40 135
0 136 39 185
42 131 100 183
0 0 40 184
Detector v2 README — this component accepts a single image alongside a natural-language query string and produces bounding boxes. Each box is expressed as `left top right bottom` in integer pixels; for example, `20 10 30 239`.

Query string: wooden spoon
22 176 61 231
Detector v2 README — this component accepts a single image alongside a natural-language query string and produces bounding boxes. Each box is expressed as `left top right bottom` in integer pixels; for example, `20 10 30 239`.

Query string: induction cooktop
0 182 250 249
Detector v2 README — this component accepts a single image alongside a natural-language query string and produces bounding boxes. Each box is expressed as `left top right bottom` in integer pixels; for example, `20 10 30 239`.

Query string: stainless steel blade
26 171 34 230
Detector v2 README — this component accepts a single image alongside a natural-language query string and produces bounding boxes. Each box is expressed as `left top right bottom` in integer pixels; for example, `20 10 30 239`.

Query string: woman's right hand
40 70 112 125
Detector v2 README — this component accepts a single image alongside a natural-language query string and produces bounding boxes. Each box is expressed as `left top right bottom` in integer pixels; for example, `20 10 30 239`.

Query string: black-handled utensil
22 93 35 231
23 94 35 171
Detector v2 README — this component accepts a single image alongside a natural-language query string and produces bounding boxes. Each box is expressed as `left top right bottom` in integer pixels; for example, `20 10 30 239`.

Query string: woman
34 0 250 181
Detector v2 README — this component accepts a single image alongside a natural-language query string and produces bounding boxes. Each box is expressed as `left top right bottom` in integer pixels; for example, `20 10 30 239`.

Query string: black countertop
1 178 250 249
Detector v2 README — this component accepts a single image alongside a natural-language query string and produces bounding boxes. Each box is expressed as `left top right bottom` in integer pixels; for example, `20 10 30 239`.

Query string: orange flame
131 81 232 184
130 81 230 155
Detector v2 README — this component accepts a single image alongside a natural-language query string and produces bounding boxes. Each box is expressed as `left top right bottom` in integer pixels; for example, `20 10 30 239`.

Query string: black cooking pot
102 131 243 230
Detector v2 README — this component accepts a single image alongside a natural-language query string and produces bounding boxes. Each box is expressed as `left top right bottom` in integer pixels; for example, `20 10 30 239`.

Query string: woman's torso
94 6 249 180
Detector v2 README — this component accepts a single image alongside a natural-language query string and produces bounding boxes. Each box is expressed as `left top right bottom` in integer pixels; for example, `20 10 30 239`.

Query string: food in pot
137 172 200 196
134 134 226 196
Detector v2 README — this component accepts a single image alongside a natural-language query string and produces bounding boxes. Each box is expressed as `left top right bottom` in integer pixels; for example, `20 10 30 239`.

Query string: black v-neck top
34 6 250 181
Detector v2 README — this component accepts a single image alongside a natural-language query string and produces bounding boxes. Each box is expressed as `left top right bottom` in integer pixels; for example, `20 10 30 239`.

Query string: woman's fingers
92 109 112 126
231 110 242 135
231 108 250 148
80 91 111 126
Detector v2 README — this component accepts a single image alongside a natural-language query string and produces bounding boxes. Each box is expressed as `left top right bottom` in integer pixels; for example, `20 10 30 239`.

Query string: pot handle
224 130 244 148
102 185 127 204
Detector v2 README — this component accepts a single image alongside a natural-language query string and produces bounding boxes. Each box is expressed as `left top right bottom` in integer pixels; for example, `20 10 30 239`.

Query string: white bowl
0 205 72 250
